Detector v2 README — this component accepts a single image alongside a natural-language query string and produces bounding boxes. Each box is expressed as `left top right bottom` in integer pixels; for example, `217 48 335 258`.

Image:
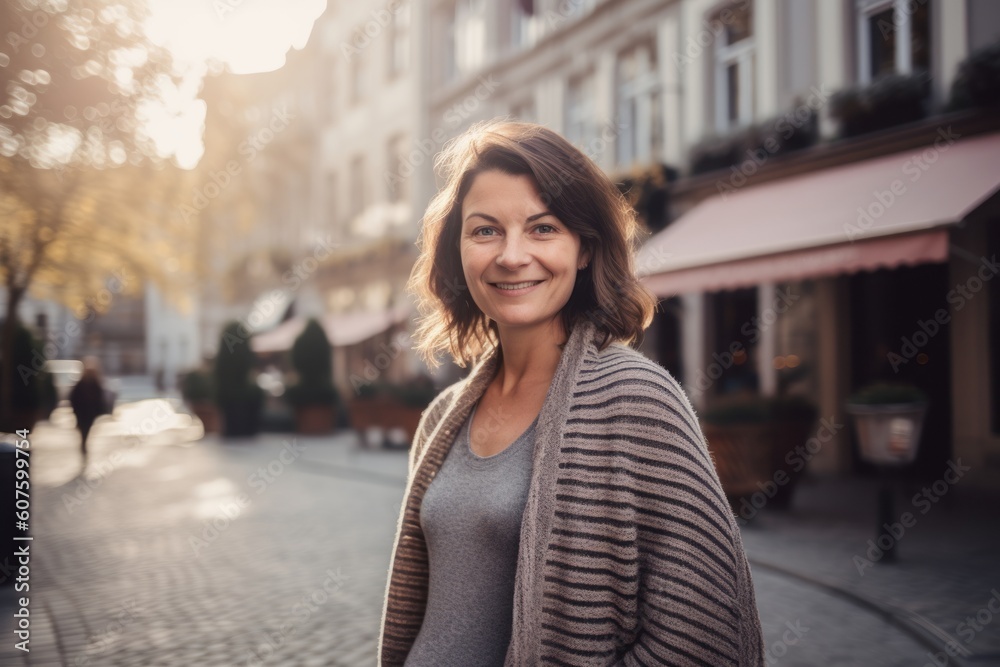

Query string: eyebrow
463 211 555 224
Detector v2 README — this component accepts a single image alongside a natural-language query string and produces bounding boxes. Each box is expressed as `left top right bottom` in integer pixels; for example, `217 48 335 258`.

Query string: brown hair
408 119 657 368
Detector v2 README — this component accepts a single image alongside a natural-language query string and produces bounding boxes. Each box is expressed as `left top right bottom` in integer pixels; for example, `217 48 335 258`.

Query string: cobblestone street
0 404 992 666
0 407 409 667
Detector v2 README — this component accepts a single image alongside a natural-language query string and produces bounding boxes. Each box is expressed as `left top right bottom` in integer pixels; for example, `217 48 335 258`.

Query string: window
713 2 754 132
565 72 597 152
710 288 759 395
440 7 457 84
857 0 932 84
349 156 366 220
455 0 486 77
616 43 662 167
386 135 408 203
389 2 411 77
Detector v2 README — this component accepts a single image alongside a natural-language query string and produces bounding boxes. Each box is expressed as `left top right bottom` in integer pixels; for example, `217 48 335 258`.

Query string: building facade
412 0 1000 479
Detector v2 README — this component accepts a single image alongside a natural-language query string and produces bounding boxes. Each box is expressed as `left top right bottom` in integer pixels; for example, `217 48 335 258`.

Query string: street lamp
846 383 928 563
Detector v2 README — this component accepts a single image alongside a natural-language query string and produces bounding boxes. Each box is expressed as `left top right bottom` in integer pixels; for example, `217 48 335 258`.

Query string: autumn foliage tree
0 0 196 425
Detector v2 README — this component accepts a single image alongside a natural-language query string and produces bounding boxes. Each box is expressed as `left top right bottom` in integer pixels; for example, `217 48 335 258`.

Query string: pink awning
642 229 949 296
638 131 1000 296
251 303 411 353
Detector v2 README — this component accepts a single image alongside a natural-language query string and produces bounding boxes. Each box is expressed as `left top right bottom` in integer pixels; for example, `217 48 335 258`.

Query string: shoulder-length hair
408 119 657 368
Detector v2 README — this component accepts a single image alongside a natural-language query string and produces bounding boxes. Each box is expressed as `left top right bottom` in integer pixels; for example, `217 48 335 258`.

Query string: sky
140 0 327 167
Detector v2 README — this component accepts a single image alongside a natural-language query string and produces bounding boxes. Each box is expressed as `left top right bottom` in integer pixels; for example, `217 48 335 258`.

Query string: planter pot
188 401 219 434
701 422 774 501
846 402 926 466
220 402 261 439
349 397 425 448
295 405 334 435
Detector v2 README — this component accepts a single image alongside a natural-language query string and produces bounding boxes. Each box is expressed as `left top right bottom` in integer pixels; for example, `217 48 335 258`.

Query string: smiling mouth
490 281 543 291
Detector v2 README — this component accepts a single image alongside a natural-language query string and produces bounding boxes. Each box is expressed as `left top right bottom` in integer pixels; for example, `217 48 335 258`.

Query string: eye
534 223 557 234
472 226 498 237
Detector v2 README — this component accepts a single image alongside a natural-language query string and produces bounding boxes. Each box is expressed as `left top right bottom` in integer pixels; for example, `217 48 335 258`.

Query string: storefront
638 130 1000 480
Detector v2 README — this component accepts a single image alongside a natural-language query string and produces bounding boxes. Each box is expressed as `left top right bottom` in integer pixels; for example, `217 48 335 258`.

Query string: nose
495 231 531 270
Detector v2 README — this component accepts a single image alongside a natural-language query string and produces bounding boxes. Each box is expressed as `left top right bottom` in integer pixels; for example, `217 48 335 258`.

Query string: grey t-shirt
404 401 539 667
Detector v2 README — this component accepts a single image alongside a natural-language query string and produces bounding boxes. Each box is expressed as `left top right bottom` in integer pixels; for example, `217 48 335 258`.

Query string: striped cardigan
378 320 765 666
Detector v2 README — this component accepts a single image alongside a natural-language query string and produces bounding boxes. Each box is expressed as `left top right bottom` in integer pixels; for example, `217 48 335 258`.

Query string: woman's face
459 170 590 337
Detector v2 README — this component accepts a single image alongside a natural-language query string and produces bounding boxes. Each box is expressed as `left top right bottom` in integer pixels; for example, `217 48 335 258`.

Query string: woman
69 356 107 462
378 121 764 666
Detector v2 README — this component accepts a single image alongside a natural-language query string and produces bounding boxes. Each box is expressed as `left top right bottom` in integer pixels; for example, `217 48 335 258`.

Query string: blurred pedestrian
378 121 765 666
69 356 106 461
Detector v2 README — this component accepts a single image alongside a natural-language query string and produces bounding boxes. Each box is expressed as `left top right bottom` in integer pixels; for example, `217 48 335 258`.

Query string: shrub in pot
285 319 339 435
213 321 264 438
846 383 928 466
181 369 218 433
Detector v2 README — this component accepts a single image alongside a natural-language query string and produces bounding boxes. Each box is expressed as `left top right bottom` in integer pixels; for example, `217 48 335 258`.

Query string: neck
492 318 568 397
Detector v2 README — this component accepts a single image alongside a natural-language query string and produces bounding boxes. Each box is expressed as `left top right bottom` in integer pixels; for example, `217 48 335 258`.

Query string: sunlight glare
139 0 325 168
144 0 327 74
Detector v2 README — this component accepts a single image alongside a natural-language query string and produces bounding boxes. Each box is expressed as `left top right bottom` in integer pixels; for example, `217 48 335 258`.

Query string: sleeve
614 374 765 666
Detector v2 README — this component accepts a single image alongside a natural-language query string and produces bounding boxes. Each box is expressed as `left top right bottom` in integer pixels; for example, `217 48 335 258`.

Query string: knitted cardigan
378 320 765 666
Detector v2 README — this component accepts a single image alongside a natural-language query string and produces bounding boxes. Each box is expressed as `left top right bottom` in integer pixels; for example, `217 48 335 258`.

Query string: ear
578 246 593 271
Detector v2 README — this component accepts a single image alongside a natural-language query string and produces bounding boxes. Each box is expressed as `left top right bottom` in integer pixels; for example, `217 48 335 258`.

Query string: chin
492 314 564 332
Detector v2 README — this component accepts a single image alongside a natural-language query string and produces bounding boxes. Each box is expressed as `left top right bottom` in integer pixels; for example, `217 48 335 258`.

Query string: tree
0 0 197 424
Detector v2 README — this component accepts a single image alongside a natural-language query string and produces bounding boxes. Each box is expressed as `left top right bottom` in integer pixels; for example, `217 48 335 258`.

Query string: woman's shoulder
577 341 704 428
576 343 717 472
585 342 691 401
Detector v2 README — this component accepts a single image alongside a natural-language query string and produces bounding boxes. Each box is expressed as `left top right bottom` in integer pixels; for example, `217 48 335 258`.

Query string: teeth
494 281 540 290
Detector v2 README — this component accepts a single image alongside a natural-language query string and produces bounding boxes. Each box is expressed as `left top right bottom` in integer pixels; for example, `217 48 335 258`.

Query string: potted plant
213 321 264 438
686 105 818 177
285 319 339 435
948 39 1000 111
700 393 818 509
181 369 219 433
615 163 679 232
829 71 930 138
846 383 928 466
